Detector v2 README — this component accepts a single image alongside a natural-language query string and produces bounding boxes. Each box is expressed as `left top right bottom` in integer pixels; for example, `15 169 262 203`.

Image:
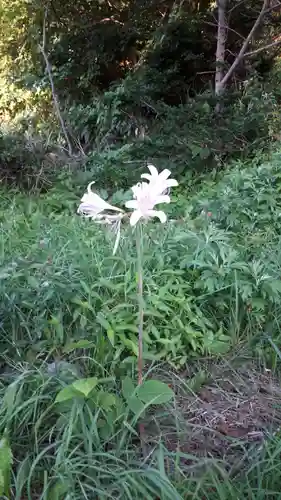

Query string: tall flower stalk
136 223 144 385
77 164 178 388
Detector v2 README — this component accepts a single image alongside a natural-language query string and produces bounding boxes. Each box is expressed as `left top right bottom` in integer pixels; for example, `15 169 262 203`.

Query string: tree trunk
215 0 276 97
215 0 228 97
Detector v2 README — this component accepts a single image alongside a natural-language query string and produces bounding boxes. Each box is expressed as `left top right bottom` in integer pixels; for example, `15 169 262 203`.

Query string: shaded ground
147 357 281 472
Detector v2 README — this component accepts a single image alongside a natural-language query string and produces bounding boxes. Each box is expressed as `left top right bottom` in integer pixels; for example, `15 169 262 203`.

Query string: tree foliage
1 0 281 185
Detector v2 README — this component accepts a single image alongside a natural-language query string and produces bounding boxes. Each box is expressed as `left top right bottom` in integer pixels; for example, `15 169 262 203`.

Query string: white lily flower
125 182 169 226
78 182 124 254
125 165 178 226
141 164 178 194
78 165 178 243
77 181 123 219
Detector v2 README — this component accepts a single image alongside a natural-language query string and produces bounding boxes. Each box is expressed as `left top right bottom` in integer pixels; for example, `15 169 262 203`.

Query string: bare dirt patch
146 358 281 471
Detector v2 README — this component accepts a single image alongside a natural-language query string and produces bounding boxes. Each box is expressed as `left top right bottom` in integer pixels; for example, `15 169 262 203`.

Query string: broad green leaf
97 391 116 410
122 376 135 401
72 377 98 397
127 396 145 416
55 386 78 403
137 380 174 405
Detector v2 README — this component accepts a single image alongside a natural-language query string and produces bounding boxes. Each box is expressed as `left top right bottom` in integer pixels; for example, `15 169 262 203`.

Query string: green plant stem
136 223 144 385
136 222 147 456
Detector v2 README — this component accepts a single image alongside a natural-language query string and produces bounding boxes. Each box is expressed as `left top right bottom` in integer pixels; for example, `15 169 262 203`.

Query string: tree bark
39 9 73 156
215 0 228 97
215 0 273 96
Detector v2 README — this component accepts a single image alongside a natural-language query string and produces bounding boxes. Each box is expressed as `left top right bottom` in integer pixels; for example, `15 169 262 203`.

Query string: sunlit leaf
55 386 78 403
72 377 98 397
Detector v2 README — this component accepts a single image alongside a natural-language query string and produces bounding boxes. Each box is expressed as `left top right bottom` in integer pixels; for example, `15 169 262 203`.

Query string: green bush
67 77 281 190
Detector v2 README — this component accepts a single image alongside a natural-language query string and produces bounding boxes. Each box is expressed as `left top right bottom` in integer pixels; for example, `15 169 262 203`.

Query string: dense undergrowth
1 150 281 497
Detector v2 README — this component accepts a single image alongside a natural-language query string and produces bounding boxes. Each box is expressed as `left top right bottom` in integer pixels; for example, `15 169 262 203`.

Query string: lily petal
147 164 158 177
87 181 96 192
80 190 122 213
147 210 167 223
125 200 139 209
158 169 172 181
165 179 178 188
129 210 142 226
77 202 99 216
140 173 151 181
154 195 171 205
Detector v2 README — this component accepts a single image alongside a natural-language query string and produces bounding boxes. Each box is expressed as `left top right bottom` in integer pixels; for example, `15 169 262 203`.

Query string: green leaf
47 480 69 500
127 396 145 416
97 391 116 410
72 377 98 397
268 279 281 293
0 436 13 497
63 340 95 353
199 147 211 160
27 276 40 289
107 328 115 346
137 380 174 405
3 382 18 416
55 386 78 403
96 312 111 330
208 340 230 354
122 376 135 401
118 335 138 355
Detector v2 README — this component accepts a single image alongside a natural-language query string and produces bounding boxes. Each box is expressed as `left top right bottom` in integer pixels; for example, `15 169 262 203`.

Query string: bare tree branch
228 0 248 14
216 0 270 94
206 21 245 41
39 8 73 156
244 38 281 57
